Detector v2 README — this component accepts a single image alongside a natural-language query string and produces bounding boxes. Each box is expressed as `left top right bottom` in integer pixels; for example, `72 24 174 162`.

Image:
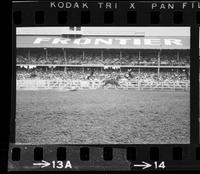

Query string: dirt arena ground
16 89 190 144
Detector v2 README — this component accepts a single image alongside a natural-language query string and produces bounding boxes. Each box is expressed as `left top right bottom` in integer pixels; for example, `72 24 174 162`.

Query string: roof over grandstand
17 35 190 50
17 27 190 36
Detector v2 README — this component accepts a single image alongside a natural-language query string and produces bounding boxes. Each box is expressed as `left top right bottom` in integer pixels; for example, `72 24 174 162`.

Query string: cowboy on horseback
102 73 121 88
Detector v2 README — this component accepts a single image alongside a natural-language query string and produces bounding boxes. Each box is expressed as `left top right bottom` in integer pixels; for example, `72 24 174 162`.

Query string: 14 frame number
154 161 166 169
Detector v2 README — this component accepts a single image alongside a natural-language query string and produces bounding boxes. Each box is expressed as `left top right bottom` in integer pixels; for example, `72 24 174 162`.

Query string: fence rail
16 79 190 91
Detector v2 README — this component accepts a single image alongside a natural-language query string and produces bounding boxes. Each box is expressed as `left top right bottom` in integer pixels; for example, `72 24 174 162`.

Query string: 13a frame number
52 161 72 169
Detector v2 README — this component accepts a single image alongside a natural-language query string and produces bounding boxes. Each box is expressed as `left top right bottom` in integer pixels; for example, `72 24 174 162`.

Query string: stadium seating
17 67 189 82
17 49 190 66
16 49 190 83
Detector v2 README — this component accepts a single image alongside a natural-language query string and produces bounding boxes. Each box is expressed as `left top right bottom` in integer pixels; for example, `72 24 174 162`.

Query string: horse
101 75 121 88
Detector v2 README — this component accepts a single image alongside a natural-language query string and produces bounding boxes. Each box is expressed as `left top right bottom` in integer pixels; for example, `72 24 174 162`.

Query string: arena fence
16 80 190 91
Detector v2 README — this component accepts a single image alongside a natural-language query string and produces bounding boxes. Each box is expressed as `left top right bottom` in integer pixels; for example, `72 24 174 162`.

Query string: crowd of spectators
121 51 139 65
17 67 189 82
17 49 190 66
160 50 190 66
139 51 158 66
47 49 65 64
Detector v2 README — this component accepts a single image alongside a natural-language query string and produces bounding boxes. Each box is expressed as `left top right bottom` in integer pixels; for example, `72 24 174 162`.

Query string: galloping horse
102 75 121 88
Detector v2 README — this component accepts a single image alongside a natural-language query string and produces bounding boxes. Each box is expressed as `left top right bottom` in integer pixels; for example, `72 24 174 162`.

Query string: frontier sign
34 37 183 46
17 36 190 49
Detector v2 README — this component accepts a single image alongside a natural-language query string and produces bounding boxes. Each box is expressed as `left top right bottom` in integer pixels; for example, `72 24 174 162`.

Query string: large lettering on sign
17 36 189 49
33 37 183 46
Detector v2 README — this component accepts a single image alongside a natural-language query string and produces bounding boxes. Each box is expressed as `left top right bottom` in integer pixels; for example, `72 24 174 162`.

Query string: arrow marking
133 161 152 170
33 160 51 168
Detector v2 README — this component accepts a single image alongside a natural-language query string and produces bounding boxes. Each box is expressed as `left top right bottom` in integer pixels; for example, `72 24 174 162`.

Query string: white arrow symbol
133 161 152 170
33 160 51 168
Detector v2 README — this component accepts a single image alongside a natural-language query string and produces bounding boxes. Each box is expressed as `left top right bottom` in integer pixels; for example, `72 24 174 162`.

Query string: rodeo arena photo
16 27 190 144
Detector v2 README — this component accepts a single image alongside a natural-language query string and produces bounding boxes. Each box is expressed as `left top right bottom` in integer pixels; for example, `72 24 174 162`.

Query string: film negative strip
9 0 200 172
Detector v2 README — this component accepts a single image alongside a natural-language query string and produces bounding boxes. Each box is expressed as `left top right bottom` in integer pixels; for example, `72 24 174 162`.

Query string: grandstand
16 34 190 90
